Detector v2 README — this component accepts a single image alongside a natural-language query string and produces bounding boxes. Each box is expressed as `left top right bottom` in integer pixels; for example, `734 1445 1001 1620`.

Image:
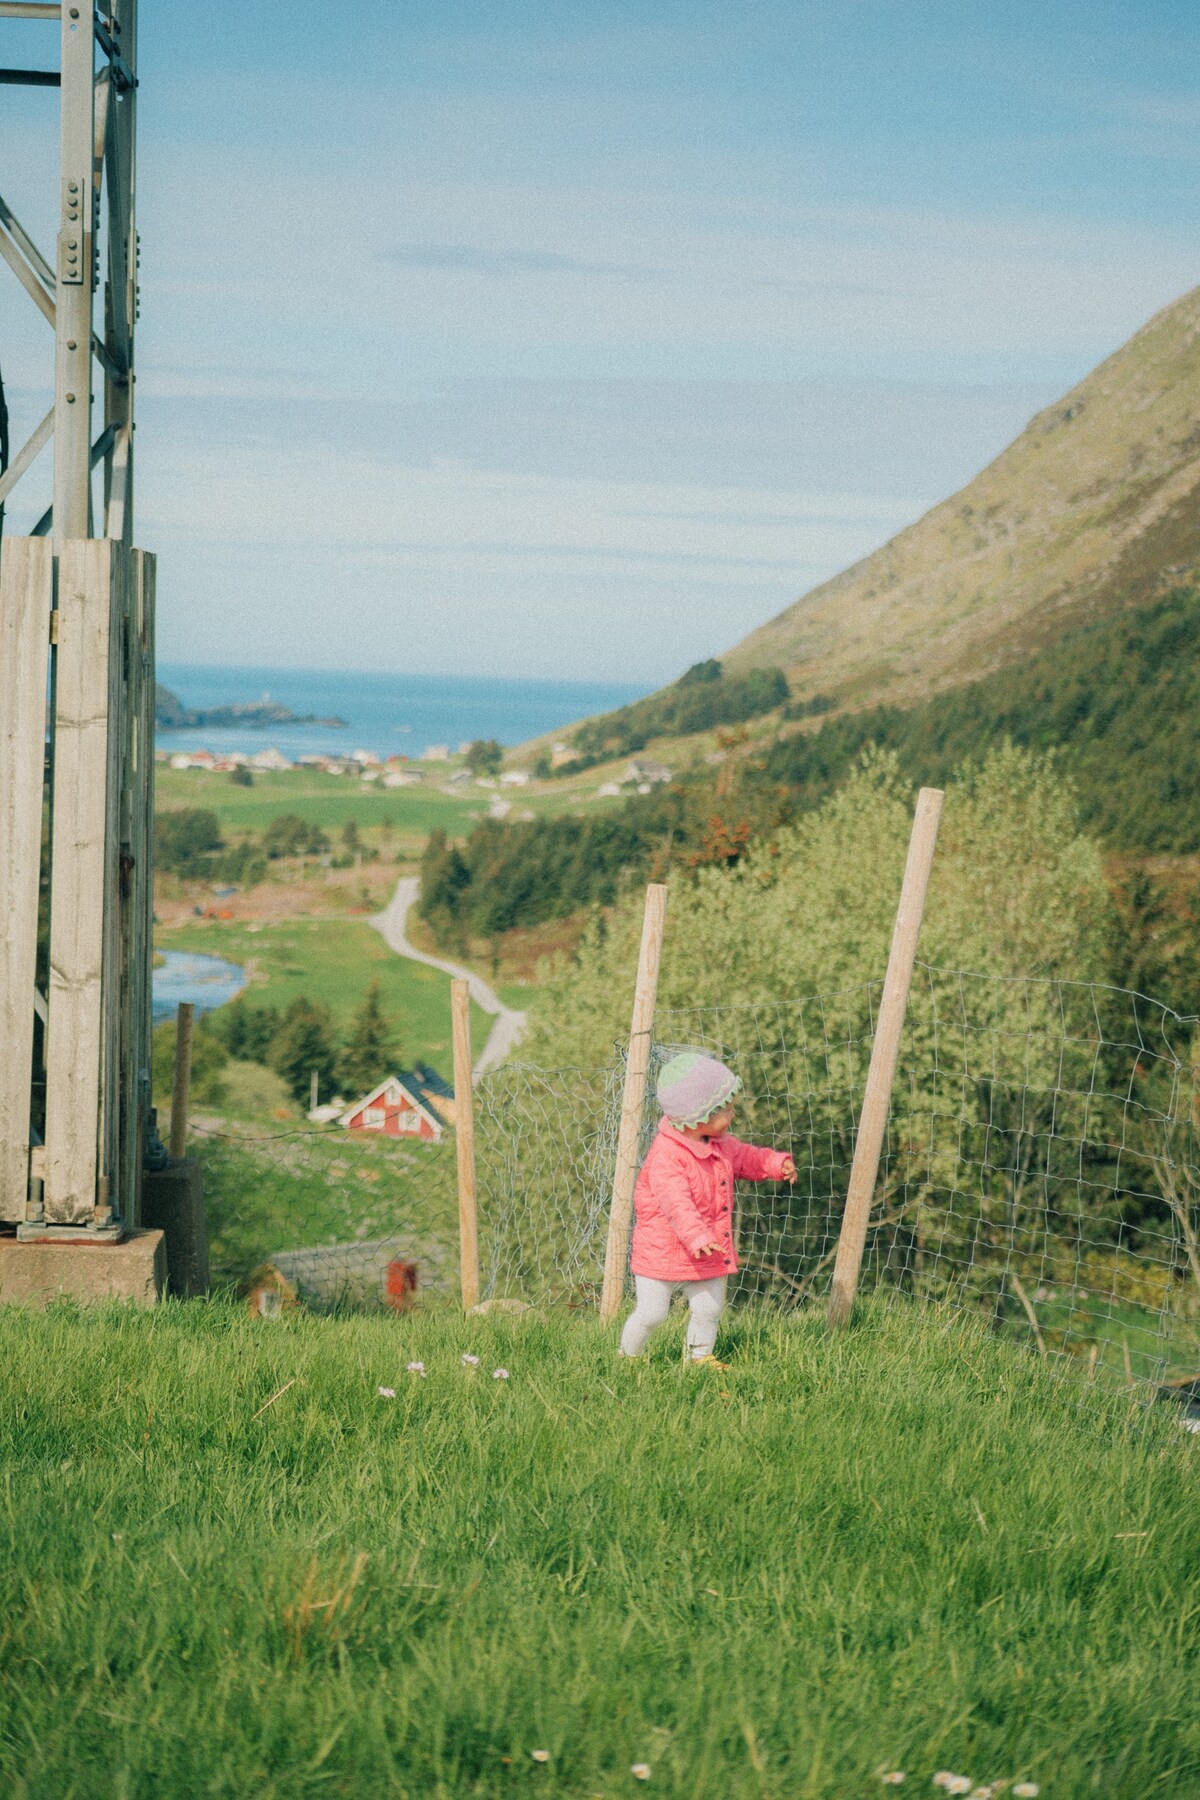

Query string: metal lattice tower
0 1 156 1241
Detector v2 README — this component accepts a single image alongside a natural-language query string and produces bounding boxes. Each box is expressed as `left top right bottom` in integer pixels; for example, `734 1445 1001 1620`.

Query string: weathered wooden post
451 979 480 1310
600 883 668 1322
169 1003 195 1162
827 788 943 1328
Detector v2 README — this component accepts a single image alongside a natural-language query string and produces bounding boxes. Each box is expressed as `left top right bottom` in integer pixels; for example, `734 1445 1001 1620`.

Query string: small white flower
631 1764 651 1781
944 1781 972 1797
881 1777 906 1788
406 1361 426 1377
493 1367 510 1380
1012 1787 1039 1798
376 1386 396 1399
461 1353 480 1366
530 1748 550 1763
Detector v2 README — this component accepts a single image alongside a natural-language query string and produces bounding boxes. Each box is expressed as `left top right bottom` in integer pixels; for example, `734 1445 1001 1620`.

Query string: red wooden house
338 1067 455 1142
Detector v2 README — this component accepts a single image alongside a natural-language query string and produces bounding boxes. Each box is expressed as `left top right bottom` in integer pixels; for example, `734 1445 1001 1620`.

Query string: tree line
152 978 400 1111
567 659 788 766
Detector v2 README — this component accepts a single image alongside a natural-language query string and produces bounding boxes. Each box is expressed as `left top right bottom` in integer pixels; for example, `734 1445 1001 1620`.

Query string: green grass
1 1299 1197 1798
154 767 616 845
158 915 490 1081
156 766 482 842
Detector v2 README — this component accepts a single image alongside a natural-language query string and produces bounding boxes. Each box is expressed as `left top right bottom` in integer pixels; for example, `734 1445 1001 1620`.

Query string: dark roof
407 1060 454 1101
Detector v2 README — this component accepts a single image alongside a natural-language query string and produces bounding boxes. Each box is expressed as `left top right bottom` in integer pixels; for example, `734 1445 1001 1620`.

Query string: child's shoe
689 1354 730 1369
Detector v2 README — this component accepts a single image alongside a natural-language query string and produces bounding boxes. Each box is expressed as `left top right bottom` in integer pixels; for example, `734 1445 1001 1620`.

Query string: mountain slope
724 286 1200 706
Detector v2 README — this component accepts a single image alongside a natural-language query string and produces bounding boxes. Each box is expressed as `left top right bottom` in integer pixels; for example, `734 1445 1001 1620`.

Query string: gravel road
370 876 527 1079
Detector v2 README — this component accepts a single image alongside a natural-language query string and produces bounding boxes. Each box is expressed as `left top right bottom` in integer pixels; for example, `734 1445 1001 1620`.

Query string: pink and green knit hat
656 1050 742 1128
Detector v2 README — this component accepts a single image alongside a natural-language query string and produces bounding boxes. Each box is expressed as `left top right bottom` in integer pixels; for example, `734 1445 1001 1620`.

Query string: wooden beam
826 788 944 1328
44 540 118 1223
451 979 480 1309
0 539 54 1221
599 883 669 1321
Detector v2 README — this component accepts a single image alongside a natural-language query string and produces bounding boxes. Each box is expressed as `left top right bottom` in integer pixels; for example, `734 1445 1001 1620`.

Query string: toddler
618 1051 795 1365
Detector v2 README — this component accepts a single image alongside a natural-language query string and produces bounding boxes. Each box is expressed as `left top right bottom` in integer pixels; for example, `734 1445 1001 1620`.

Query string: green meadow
159 915 491 1082
1 1299 1196 1799
154 765 614 846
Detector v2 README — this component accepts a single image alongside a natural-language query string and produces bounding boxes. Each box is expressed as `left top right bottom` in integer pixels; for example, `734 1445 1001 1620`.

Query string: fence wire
190 965 1200 1402
656 966 1200 1390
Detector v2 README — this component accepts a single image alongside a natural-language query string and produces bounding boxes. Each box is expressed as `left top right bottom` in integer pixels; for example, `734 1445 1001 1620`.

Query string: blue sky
2 2 1197 680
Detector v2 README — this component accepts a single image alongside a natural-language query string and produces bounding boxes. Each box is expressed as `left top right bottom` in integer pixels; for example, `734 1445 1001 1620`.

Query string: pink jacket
629 1118 791 1282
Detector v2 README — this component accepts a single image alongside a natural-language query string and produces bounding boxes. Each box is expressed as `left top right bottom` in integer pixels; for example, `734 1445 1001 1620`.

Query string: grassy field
1 1298 1196 1799
158 915 491 1080
155 765 621 847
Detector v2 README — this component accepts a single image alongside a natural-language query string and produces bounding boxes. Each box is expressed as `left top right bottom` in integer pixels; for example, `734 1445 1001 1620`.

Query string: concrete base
0 1228 166 1309
141 1158 210 1298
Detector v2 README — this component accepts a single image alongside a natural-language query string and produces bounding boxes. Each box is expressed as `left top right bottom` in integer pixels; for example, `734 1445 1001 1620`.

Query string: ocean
156 664 648 762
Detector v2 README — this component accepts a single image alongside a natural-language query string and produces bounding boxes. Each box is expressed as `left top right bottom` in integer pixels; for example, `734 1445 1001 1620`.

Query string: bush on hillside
262 813 331 859
572 660 788 761
155 808 224 877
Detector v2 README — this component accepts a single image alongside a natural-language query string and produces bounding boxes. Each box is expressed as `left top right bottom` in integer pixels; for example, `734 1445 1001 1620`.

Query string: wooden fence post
600 883 669 1321
827 788 943 1329
451 978 480 1310
169 1002 195 1161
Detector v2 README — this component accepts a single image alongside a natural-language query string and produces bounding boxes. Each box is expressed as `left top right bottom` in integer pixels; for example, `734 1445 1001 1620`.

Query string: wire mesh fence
656 965 1200 1389
190 964 1200 1401
191 1060 624 1311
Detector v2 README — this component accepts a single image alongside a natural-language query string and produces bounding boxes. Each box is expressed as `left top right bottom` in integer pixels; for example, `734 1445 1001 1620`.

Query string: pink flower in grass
406 1361 426 1377
462 1353 480 1366
376 1386 396 1399
493 1367 510 1380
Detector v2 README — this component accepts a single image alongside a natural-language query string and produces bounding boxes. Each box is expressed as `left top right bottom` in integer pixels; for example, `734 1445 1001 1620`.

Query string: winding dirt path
370 876 527 1079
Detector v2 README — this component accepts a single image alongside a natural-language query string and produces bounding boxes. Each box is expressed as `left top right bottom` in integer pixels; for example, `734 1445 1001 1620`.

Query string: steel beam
53 2 95 539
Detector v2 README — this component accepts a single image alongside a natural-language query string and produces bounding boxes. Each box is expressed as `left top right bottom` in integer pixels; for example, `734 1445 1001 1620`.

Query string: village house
625 759 672 786
338 1064 456 1141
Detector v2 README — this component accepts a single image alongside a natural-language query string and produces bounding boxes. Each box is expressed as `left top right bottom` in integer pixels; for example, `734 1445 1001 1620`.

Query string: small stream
153 949 247 1024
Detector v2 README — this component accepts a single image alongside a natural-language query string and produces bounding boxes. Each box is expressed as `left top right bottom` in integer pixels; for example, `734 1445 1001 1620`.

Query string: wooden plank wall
44 541 120 1224
118 550 155 1225
1 538 152 1230
0 540 54 1221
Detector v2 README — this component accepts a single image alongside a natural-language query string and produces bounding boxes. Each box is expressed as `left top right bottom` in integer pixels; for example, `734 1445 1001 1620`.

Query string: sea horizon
156 663 649 761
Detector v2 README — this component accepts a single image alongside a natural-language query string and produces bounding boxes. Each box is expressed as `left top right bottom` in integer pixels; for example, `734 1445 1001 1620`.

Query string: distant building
447 768 472 785
499 769 530 786
625 759 672 785
383 770 422 788
488 798 512 819
339 1065 456 1141
596 781 622 798
249 747 291 771
421 744 450 762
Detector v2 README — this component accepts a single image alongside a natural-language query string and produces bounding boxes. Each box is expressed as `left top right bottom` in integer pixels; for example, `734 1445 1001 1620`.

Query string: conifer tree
336 978 399 1096
269 995 338 1105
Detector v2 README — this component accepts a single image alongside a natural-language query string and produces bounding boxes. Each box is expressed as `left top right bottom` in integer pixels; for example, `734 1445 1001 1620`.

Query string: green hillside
764 582 1200 853
725 284 1200 707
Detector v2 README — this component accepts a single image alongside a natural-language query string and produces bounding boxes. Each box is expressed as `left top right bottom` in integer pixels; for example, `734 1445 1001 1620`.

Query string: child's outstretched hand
779 1156 797 1183
693 1240 723 1259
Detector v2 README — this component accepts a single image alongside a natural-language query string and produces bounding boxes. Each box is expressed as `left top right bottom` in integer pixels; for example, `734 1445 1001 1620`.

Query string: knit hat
656 1050 742 1128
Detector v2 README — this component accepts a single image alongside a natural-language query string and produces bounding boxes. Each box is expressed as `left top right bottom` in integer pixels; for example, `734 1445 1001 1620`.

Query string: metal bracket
17 1220 127 1243
58 175 85 284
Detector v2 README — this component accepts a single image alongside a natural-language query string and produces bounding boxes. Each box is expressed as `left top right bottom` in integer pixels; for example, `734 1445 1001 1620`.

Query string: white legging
618 1275 726 1361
